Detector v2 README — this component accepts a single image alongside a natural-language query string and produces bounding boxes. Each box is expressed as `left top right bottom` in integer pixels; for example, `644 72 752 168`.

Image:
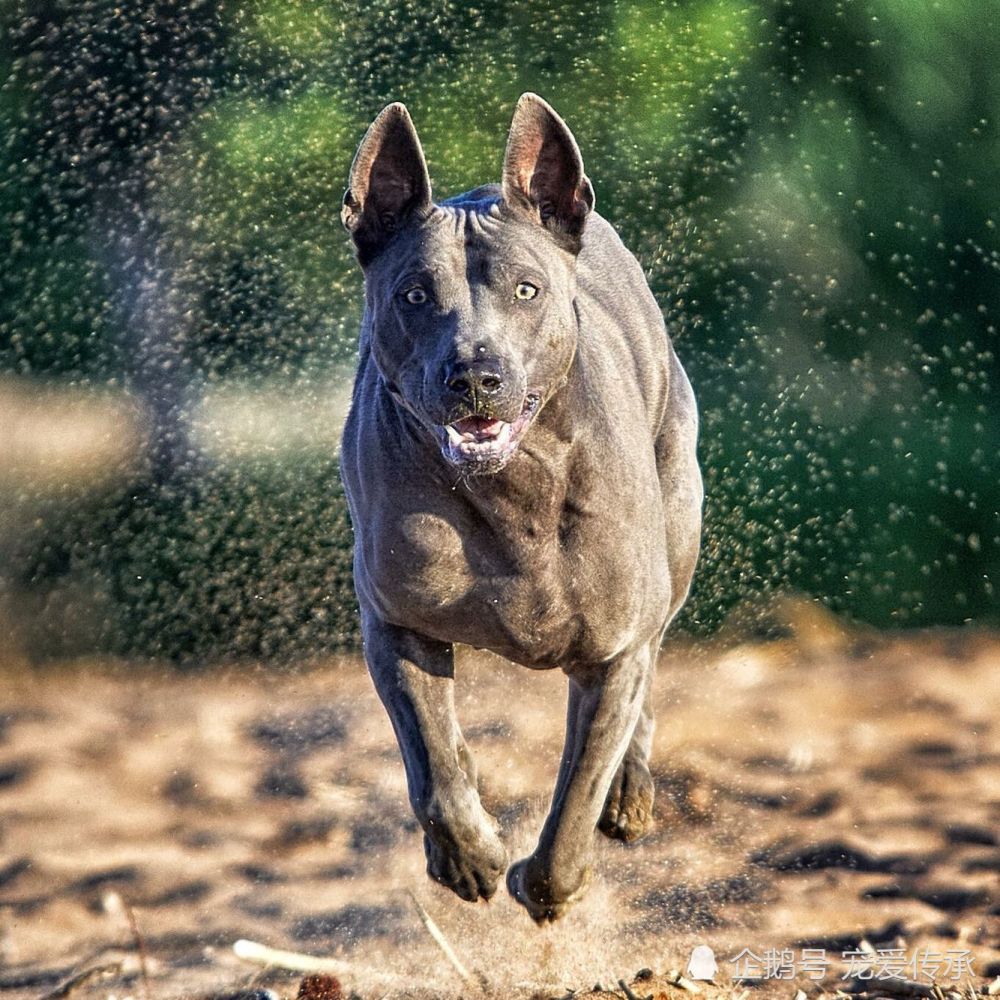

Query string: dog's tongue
454 415 505 440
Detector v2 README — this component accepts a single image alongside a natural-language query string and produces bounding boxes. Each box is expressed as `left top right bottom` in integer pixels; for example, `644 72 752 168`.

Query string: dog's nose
443 360 505 405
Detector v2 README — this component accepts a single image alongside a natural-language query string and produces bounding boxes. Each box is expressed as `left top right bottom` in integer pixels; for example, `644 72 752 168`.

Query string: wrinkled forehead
368 202 575 288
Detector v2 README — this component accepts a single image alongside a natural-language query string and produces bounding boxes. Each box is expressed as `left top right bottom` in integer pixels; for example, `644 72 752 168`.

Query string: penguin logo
686 945 718 981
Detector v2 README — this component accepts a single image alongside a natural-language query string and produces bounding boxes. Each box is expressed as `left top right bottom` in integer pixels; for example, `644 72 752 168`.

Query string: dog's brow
392 263 441 289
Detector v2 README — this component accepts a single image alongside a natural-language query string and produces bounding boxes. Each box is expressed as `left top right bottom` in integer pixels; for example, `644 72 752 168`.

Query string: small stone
296 974 343 1000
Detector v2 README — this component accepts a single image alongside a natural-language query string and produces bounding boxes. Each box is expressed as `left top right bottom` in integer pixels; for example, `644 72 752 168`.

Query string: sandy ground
0 610 997 1000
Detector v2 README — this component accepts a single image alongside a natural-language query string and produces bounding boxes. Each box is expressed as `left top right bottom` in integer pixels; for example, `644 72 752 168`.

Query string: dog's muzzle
436 394 540 474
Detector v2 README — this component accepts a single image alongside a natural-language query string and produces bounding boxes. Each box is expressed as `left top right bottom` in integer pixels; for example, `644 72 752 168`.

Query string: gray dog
340 94 703 922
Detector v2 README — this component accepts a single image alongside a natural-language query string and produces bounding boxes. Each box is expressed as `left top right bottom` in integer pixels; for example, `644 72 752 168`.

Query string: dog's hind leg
362 610 508 902
507 642 651 921
598 662 655 842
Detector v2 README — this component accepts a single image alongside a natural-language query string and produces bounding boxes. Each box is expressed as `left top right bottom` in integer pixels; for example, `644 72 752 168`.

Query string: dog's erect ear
342 103 432 265
501 93 594 248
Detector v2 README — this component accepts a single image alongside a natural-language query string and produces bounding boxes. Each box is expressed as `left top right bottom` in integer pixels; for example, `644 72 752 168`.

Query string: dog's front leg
361 610 508 902
507 644 650 921
599 654 656 842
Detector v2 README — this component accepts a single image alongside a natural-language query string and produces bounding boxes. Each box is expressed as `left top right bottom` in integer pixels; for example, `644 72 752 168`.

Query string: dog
339 94 703 922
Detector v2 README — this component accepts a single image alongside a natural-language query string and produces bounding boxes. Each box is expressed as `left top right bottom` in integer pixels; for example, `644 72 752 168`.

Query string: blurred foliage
102 464 359 660
0 0 997 661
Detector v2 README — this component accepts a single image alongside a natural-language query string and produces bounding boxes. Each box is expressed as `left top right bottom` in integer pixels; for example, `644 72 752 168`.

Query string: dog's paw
423 823 507 903
506 856 591 923
598 755 654 842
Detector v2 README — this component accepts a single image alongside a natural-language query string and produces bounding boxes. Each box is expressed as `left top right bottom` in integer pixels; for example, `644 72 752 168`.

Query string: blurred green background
0 0 997 662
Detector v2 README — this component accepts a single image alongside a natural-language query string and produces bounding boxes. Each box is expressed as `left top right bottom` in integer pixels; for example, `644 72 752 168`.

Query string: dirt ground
0 604 997 1000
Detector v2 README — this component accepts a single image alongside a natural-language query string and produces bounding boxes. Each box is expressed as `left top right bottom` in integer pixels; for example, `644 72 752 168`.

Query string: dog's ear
342 103 432 265
501 93 594 248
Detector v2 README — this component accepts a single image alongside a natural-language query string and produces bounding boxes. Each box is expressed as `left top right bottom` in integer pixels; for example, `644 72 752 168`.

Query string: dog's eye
515 282 538 300
403 286 428 305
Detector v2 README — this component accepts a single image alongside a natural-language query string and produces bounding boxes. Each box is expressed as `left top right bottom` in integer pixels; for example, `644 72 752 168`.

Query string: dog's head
342 94 594 475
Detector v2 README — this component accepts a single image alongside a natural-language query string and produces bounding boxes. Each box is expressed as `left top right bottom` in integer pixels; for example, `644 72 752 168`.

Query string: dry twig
40 962 122 1000
664 968 703 994
122 897 151 1000
405 889 478 987
232 939 402 988
617 977 652 1000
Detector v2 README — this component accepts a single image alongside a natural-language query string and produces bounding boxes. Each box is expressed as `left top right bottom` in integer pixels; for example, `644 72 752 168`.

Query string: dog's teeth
446 425 464 445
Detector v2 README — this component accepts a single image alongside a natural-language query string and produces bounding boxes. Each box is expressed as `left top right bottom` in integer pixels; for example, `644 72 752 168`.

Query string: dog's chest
362 482 656 667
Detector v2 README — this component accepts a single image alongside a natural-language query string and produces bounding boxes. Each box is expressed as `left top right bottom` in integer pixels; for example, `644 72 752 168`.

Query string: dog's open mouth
438 395 540 473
